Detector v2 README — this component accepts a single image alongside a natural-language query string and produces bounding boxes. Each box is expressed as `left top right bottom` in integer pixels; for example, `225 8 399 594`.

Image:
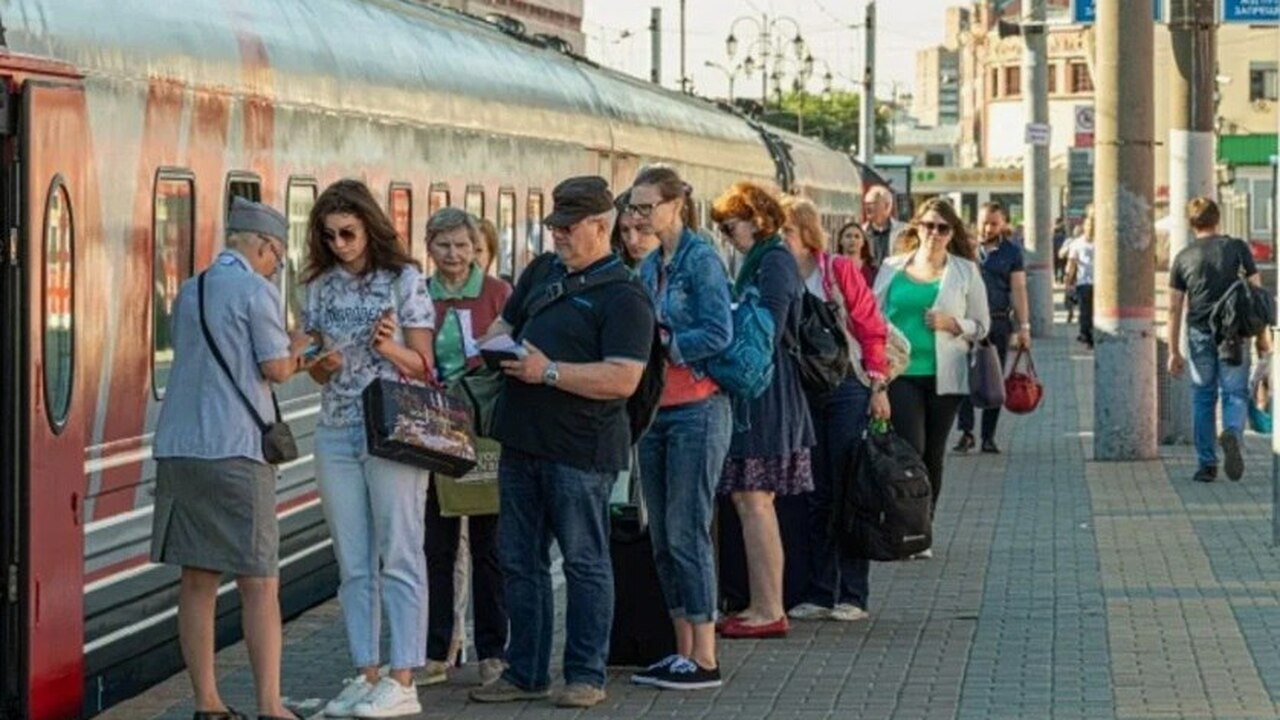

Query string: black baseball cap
543 176 614 229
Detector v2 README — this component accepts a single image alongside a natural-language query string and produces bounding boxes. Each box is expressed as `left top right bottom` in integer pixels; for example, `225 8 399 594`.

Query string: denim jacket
638 228 733 374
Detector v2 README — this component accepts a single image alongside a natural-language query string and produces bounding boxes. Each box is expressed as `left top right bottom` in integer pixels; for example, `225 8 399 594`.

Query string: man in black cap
151 197 313 720
471 176 655 709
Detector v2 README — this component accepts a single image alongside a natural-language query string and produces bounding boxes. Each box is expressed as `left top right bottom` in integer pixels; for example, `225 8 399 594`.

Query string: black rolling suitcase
607 455 676 667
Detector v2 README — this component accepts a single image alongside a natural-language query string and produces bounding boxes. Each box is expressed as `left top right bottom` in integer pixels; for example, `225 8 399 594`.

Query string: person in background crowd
836 220 878 287
471 176 654 709
874 197 989 560
780 196 890 625
614 188 662 268
419 207 512 688
476 217 499 277
1064 213 1096 349
303 179 436 719
953 202 1030 455
151 198 312 720
711 182 814 640
1052 217 1068 283
627 166 734 691
1167 197 1270 483
863 185 907 264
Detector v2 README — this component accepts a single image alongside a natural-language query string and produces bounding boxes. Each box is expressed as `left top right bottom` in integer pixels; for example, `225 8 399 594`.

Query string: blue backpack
706 284 775 400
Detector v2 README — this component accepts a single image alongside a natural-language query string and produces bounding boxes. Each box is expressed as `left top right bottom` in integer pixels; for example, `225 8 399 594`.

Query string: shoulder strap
198 272 280 432
516 256 630 335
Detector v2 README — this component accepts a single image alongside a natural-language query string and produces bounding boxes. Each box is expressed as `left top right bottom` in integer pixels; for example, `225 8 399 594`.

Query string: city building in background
434 0 585 52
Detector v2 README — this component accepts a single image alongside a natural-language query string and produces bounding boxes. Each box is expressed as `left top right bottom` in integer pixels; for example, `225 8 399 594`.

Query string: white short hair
865 185 894 206
592 208 617 237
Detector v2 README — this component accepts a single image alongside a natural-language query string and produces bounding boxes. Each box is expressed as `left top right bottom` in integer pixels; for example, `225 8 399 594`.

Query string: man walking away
1168 197 1269 483
862 185 906 264
954 202 1030 454
470 176 655 709
151 198 313 720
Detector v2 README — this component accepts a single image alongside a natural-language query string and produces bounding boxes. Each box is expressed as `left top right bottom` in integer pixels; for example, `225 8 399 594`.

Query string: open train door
0 74 89 720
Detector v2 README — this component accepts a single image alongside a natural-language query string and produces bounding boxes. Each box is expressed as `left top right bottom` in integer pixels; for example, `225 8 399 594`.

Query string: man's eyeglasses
322 227 359 244
624 198 673 218
260 235 285 263
919 221 952 235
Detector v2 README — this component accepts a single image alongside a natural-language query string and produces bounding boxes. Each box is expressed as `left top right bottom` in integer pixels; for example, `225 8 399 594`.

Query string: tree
758 89 891 155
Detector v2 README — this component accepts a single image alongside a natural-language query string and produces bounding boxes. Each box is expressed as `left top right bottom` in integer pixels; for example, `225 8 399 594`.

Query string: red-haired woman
710 182 814 639
780 196 889 624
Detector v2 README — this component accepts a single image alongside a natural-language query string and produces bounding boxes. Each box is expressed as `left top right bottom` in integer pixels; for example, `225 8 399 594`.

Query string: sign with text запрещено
1221 0 1279 24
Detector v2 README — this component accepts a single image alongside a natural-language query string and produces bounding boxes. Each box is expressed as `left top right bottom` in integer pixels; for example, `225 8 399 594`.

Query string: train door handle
71 491 81 526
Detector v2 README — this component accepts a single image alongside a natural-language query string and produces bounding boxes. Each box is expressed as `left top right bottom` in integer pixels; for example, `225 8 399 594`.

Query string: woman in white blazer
872 198 989 557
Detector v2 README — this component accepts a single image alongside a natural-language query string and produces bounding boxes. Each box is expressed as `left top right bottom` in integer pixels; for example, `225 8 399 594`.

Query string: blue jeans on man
637 394 733 623
1188 327 1250 470
804 378 871 609
497 448 615 691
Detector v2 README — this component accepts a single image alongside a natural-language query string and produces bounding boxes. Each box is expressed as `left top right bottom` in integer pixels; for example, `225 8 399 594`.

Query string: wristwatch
869 380 887 395
542 362 560 387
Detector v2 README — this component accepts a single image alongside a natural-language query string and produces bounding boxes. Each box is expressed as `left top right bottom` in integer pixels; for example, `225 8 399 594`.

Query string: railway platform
100 323 1280 720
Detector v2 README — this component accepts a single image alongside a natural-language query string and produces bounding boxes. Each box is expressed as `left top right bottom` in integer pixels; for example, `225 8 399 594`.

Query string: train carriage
0 2 864 718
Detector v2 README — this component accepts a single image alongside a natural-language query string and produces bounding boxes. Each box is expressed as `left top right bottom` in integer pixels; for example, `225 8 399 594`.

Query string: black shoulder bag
198 272 299 465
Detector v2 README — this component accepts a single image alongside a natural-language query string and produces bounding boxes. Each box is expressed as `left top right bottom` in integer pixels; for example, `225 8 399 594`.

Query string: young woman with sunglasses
872 198 989 559
629 166 734 690
710 182 814 640
302 179 437 718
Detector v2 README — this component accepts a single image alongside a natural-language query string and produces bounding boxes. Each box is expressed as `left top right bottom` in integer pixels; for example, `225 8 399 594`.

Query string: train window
465 185 485 220
497 190 516 277
152 172 196 399
42 177 74 431
429 185 450 216
526 191 545 257
225 173 262 218
284 179 316 330
389 184 413 253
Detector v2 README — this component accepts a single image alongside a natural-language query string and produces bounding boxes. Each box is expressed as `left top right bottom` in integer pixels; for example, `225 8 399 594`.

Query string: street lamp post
704 60 744 103
725 14 808 108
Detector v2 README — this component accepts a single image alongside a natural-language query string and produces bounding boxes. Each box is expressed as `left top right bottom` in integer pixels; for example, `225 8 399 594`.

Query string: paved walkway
102 324 1280 720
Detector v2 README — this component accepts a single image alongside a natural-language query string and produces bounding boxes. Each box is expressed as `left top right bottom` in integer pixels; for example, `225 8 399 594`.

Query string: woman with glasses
710 182 814 640
780 196 889 624
302 179 437 719
628 166 734 690
873 198 989 559
836 220 877 287
613 189 661 268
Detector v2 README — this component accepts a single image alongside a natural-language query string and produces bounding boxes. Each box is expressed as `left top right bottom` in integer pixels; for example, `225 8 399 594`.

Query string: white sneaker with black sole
829 603 869 622
630 654 682 686
787 603 832 621
350 677 421 718
647 656 723 691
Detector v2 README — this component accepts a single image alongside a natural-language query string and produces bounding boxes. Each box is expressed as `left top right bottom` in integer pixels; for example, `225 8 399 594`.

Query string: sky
581 0 963 103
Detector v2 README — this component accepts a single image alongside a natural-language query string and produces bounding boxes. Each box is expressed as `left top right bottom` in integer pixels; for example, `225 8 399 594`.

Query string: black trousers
424 483 507 662
888 376 963 511
957 316 1012 441
1077 284 1094 344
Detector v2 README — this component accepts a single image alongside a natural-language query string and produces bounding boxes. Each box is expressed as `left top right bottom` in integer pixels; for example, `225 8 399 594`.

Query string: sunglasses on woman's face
919 221 952 235
718 220 739 236
323 227 359 244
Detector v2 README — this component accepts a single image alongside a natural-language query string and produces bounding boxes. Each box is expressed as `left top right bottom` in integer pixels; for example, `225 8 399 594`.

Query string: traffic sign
1072 0 1164 24
1026 122 1052 147
1222 0 1279 23
1074 106 1095 147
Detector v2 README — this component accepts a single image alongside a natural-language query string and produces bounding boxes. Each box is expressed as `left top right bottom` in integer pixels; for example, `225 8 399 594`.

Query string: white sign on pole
1026 122 1052 147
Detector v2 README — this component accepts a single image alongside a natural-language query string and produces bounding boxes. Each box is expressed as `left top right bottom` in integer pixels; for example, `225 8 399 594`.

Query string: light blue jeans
314 423 429 670
1188 327 1250 469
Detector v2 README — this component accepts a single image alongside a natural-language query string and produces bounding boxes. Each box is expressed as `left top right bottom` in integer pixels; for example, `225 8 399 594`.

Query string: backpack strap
513 254 631 339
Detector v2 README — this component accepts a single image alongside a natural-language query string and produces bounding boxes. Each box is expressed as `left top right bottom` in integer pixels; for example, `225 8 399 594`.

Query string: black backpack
834 424 932 561
514 253 665 444
789 291 853 395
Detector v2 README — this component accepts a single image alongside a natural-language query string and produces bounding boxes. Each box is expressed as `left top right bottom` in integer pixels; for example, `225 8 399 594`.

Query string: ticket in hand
479 334 528 370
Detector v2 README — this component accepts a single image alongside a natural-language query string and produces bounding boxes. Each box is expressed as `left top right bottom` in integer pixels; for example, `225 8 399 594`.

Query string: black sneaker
630 654 681 686
647 657 723 691
1220 431 1244 481
1193 465 1218 483
953 432 975 453
980 439 1000 454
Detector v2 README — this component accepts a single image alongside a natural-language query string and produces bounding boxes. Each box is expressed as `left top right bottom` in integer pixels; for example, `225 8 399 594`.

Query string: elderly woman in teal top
873 198 989 559
422 208 513 687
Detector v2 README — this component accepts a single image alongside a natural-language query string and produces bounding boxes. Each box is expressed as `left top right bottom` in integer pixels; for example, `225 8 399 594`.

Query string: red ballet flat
718 615 789 639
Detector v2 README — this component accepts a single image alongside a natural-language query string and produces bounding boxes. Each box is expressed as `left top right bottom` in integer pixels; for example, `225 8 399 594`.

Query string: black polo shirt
978 240 1025 315
493 254 654 473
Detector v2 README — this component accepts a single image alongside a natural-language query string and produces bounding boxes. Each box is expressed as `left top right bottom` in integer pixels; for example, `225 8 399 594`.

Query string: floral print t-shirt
304 264 435 427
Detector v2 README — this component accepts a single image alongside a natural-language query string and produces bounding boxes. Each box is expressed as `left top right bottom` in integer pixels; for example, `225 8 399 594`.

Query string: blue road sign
1073 0 1164 24
1222 0 1280 23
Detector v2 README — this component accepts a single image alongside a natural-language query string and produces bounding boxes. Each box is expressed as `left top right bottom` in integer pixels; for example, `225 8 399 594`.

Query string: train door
1 77 90 720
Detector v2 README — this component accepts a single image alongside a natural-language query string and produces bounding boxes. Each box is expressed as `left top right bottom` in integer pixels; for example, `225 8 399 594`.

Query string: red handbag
1004 348 1044 414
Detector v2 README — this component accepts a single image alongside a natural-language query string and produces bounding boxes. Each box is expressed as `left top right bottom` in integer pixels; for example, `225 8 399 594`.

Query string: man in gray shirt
151 197 312 720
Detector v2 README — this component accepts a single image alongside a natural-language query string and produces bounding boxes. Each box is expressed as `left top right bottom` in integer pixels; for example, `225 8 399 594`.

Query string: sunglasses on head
322 227 359 244
919 221 952 235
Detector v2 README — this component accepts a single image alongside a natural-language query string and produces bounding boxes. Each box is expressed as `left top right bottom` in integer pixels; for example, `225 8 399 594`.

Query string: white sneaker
912 548 934 560
325 675 376 717
787 603 832 621
830 603 869 622
351 677 422 718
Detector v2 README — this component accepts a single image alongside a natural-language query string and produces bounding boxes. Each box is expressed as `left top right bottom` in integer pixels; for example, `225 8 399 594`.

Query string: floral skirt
717 449 813 496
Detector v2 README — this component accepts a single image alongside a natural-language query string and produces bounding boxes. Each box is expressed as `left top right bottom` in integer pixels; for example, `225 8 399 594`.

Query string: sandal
193 708 248 720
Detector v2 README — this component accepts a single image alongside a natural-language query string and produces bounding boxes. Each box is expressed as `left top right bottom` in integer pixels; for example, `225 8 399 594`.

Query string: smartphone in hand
478 334 527 370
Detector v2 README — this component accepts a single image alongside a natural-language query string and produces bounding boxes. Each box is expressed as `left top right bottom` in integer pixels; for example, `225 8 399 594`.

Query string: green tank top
886 271 941 377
